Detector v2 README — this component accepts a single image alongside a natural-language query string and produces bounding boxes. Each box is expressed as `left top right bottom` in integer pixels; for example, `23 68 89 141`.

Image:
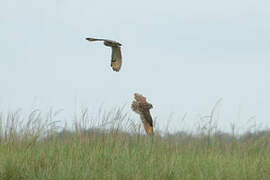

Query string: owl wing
86 38 105 42
141 109 153 127
111 46 122 72
131 93 154 128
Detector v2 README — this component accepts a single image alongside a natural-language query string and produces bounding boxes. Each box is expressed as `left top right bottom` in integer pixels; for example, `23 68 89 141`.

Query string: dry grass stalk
131 93 154 135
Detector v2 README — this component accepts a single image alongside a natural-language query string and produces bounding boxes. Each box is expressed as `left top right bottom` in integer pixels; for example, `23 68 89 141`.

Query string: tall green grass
0 107 269 179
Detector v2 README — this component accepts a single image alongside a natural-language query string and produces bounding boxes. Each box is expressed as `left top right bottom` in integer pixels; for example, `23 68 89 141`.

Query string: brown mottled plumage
131 93 154 135
86 37 122 72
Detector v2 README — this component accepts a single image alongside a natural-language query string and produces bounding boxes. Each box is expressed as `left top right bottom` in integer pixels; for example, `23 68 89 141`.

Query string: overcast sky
0 0 269 133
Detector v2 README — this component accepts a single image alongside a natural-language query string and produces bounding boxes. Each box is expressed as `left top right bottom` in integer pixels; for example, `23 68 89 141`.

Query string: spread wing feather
111 46 122 72
86 38 104 42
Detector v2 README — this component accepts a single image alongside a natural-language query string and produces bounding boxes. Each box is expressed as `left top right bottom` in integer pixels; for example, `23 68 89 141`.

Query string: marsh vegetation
0 107 269 179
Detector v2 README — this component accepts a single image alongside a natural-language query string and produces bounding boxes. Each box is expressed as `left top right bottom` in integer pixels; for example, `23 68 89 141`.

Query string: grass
0 107 269 179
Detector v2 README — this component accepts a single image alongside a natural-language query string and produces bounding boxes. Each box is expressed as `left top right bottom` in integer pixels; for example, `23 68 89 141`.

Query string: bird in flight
86 37 122 72
131 93 154 135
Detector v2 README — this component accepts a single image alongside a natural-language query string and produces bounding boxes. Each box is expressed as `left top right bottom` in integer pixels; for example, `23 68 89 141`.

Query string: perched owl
86 38 122 72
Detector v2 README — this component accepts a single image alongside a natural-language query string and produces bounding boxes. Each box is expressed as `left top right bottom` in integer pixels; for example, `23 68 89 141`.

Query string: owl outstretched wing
86 37 123 72
111 46 122 72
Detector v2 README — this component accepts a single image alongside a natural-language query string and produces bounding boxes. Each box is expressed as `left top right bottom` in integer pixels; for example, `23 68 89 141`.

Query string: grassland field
0 107 269 179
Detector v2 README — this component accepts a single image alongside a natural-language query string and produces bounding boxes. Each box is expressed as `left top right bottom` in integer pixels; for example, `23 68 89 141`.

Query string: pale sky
0 0 270 133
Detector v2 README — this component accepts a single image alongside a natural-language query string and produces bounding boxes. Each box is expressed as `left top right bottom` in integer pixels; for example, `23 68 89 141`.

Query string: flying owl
131 93 154 135
86 37 122 72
